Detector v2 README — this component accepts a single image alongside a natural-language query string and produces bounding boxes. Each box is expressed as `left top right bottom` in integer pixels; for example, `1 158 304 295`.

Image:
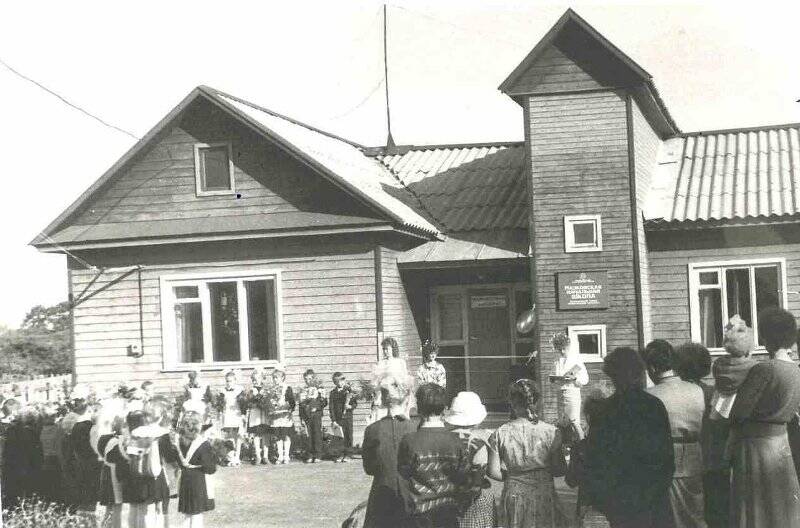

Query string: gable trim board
498 9 678 138
32 86 440 250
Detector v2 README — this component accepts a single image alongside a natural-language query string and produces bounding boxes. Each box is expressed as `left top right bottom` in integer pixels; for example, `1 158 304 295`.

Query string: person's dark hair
603 347 646 391
416 383 447 418
126 409 146 431
583 393 606 428
332 371 344 381
304 369 315 378
141 380 154 390
642 339 674 377
71 398 89 415
758 306 798 353
508 379 540 423
421 339 439 362
674 342 711 383
381 337 400 358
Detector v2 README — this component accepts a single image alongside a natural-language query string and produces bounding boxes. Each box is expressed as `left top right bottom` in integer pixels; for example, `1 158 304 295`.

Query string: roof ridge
364 140 524 157
198 85 367 150
681 122 800 137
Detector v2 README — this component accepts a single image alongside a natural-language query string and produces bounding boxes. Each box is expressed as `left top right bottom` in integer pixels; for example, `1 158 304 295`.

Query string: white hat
444 391 487 427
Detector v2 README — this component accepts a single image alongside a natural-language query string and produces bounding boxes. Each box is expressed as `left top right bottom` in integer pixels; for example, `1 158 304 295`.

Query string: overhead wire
0 55 140 140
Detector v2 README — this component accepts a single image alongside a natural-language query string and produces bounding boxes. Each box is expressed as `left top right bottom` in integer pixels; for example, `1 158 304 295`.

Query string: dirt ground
204 458 578 528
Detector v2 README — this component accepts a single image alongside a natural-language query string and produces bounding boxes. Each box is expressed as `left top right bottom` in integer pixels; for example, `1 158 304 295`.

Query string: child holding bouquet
182 369 213 422
329 372 357 463
215 369 245 466
245 367 270 465
267 364 296 464
298 369 327 463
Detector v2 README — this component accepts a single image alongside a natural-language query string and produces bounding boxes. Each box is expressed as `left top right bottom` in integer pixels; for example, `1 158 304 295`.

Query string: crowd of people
4 306 800 528
355 306 800 528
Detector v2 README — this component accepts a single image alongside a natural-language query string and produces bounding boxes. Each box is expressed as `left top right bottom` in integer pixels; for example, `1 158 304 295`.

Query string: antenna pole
383 4 395 148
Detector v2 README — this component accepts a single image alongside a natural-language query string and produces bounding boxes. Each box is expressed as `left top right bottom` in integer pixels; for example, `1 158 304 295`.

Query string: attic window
194 142 234 195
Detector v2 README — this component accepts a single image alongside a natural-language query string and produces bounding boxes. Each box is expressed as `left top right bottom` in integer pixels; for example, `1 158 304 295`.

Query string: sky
0 0 798 328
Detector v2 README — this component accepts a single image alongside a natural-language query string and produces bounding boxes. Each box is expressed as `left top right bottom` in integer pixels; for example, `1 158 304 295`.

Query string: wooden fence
0 374 72 403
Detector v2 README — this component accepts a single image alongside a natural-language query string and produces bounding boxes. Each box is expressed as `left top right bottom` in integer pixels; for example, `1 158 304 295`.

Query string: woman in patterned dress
487 379 568 528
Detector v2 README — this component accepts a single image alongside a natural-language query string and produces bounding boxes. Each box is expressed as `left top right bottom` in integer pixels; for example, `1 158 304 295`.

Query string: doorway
430 283 534 411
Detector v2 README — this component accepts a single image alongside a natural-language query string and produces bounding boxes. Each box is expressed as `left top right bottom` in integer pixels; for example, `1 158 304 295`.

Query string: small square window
567 324 606 362
564 215 602 253
194 143 234 195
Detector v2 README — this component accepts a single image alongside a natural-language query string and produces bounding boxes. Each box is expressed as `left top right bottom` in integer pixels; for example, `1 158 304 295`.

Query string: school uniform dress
71 417 101 510
362 415 420 528
489 419 568 528
728 358 800 528
329 386 357 450
647 375 706 528
221 385 244 432
178 437 217 515
38 423 62 504
98 433 128 506
126 424 174 508
246 384 268 435
1 421 42 507
268 384 296 436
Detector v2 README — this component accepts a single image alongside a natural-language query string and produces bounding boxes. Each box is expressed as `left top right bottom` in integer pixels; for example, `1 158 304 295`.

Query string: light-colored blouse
416 361 447 388
488 418 562 474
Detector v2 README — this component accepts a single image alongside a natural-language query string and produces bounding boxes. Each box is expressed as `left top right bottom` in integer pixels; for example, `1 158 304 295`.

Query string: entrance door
467 288 512 409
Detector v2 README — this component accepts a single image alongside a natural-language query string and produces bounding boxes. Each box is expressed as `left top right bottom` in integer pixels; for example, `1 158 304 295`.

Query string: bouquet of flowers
212 391 226 414
356 378 375 402
298 377 326 415
236 389 250 414
263 383 287 415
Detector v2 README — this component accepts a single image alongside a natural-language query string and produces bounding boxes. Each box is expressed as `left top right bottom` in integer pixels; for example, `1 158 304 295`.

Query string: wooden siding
632 99 661 344
70 99 379 229
649 237 800 345
507 45 606 95
69 236 379 437
527 90 638 421
380 248 422 371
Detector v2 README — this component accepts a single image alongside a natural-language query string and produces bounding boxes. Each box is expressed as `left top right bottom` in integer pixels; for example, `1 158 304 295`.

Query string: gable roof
498 8 679 138
646 123 800 226
32 86 439 249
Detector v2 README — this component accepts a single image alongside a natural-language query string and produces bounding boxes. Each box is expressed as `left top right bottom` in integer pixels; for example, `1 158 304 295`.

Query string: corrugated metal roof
376 144 528 264
377 144 527 232
398 229 528 265
208 89 440 238
646 124 800 223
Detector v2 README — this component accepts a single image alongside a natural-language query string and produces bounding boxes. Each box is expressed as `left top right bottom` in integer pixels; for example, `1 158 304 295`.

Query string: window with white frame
689 259 786 351
194 142 235 195
567 324 607 362
564 215 602 252
160 270 281 368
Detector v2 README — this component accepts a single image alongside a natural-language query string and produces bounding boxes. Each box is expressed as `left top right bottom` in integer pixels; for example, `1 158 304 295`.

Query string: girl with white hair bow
245 367 270 465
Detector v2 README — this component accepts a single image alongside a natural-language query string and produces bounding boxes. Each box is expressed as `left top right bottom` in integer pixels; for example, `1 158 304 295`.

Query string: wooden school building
33 9 800 431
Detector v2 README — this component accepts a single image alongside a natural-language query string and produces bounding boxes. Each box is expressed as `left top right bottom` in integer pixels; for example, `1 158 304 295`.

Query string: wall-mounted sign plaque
557 271 608 310
470 295 507 309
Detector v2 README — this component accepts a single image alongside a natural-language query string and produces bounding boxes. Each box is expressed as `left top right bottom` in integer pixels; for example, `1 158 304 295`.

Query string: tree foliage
0 302 72 380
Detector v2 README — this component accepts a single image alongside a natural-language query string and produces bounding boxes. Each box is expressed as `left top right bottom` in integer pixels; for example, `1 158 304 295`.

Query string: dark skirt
248 424 269 435
126 471 170 505
74 456 101 510
730 431 800 528
178 467 214 515
98 465 117 506
268 426 294 436
457 489 495 528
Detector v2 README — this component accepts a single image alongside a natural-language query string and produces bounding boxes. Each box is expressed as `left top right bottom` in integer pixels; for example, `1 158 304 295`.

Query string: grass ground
203 458 579 528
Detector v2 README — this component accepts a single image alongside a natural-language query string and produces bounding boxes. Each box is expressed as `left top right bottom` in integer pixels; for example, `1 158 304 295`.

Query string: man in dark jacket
584 347 675 528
